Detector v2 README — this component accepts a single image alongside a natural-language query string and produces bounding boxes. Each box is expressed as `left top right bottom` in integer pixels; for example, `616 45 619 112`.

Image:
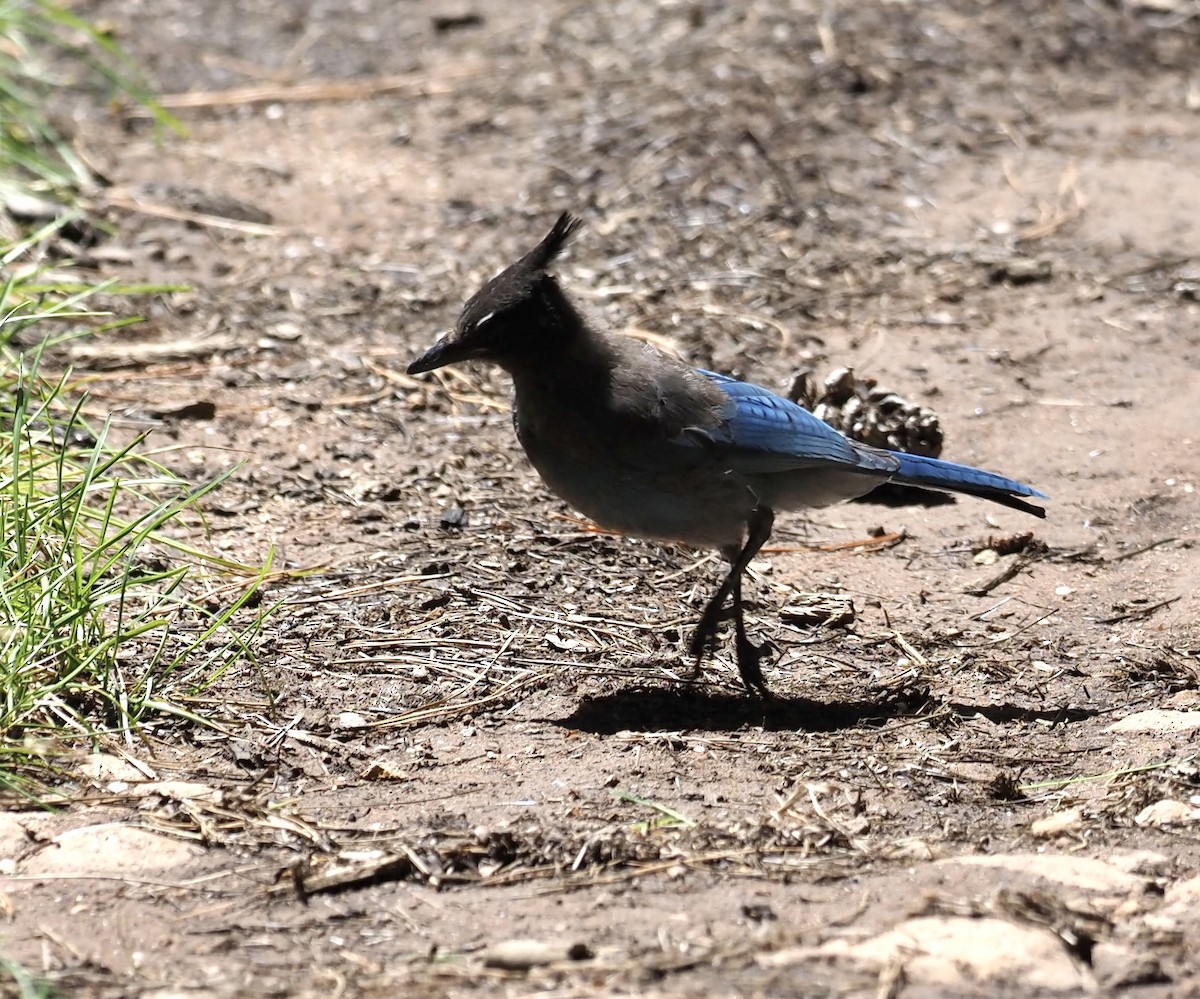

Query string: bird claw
687 619 775 697
735 632 775 698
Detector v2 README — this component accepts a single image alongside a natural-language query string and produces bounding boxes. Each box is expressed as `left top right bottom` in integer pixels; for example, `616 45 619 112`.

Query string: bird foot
688 614 775 697
735 632 775 698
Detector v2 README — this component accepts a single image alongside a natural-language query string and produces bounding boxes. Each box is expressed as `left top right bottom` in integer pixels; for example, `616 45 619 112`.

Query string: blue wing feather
695 369 896 472
890 451 1048 500
693 369 1046 514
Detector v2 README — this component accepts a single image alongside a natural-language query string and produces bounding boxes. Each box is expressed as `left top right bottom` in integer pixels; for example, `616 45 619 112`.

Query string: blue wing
694 369 897 474
693 369 1047 516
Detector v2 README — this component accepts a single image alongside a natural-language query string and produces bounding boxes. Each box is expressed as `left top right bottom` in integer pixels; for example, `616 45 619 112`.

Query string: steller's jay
408 213 1047 696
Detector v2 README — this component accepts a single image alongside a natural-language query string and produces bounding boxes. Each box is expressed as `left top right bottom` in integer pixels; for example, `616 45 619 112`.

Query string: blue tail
890 452 1047 518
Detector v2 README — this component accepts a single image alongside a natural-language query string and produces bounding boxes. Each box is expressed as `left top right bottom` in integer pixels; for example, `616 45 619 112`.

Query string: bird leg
688 505 775 694
731 569 773 697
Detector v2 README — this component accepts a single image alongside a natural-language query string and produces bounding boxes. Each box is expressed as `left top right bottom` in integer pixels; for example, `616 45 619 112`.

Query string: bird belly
749 467 883 510
516 424 753 550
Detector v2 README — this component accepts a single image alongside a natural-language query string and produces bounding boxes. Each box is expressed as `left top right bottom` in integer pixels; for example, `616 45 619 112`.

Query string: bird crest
522 211 583 272
455 212 582 334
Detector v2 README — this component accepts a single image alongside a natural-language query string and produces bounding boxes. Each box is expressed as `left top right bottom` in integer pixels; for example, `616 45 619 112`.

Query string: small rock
763 916 1093 992
440 505 468 529
1134 799 1198 828
1030 807 1083 838
362 759 409 780
482 939 592 971
941 853 1146 893
1107 710 1200 734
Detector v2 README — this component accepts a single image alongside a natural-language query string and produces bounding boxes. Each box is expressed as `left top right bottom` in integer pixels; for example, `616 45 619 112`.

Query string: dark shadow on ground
944 701 1105 726
555 683 1105 734
556 684 931 734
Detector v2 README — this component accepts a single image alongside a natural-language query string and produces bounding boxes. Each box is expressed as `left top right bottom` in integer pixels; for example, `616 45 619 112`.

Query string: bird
408 212 1047 696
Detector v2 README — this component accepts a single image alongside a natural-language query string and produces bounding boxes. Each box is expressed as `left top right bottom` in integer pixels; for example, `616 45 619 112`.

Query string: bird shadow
556 683 928 734
857 482 957 509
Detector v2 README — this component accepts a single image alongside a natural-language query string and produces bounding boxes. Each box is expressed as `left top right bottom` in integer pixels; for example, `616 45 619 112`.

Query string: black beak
407 334 467 375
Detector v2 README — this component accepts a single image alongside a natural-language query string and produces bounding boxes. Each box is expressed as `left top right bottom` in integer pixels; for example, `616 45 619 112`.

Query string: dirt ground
3 0 1200 995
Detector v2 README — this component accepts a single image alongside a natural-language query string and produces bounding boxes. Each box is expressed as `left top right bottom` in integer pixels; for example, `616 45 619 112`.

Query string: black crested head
407 212 585 375
457 211 581 332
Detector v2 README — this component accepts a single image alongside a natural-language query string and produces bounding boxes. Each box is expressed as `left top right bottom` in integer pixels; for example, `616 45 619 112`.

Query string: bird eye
473 310 496 329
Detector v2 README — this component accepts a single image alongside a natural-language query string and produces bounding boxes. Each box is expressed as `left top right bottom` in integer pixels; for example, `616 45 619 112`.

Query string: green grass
1 0 180 201
614 790 697 832
0 5 273 790
0 953 61 999
1 268 276 783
